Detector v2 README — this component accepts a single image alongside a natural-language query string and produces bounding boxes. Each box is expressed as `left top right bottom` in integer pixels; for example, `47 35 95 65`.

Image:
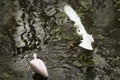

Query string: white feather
30 53 48 77
64 5 94 50
64 5 80 23
64 5 86 32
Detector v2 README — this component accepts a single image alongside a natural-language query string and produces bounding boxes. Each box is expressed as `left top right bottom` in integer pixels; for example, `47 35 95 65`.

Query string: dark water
0 0 120 80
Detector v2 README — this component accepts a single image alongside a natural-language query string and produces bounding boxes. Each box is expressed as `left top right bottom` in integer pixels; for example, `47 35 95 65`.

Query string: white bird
30 53 48 77
64 5 94 50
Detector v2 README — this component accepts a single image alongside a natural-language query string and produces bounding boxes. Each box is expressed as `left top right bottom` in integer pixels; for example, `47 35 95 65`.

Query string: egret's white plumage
64 5 80 24
64 5 94 50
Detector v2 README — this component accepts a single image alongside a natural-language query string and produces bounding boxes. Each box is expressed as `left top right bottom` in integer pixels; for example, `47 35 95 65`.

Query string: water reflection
32 73 48 80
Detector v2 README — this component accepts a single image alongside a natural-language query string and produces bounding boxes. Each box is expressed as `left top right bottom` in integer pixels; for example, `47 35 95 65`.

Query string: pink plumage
30 53 48 77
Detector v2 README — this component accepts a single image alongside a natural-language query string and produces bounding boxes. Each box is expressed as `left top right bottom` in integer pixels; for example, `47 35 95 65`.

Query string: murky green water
0 0 120 80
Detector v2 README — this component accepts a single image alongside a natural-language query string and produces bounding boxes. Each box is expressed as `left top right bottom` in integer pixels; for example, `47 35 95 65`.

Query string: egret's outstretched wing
64 5 80 23
64 5 94 50
64 5 86 32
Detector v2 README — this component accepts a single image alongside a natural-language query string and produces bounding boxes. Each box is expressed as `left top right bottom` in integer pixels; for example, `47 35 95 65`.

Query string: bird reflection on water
32 73 48 80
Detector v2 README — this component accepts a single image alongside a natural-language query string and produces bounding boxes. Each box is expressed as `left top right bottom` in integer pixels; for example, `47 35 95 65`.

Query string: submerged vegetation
0 0 120 80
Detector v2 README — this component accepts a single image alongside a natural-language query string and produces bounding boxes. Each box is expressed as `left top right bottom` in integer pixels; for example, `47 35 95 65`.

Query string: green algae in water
2 73 13 79
0 33 4 39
